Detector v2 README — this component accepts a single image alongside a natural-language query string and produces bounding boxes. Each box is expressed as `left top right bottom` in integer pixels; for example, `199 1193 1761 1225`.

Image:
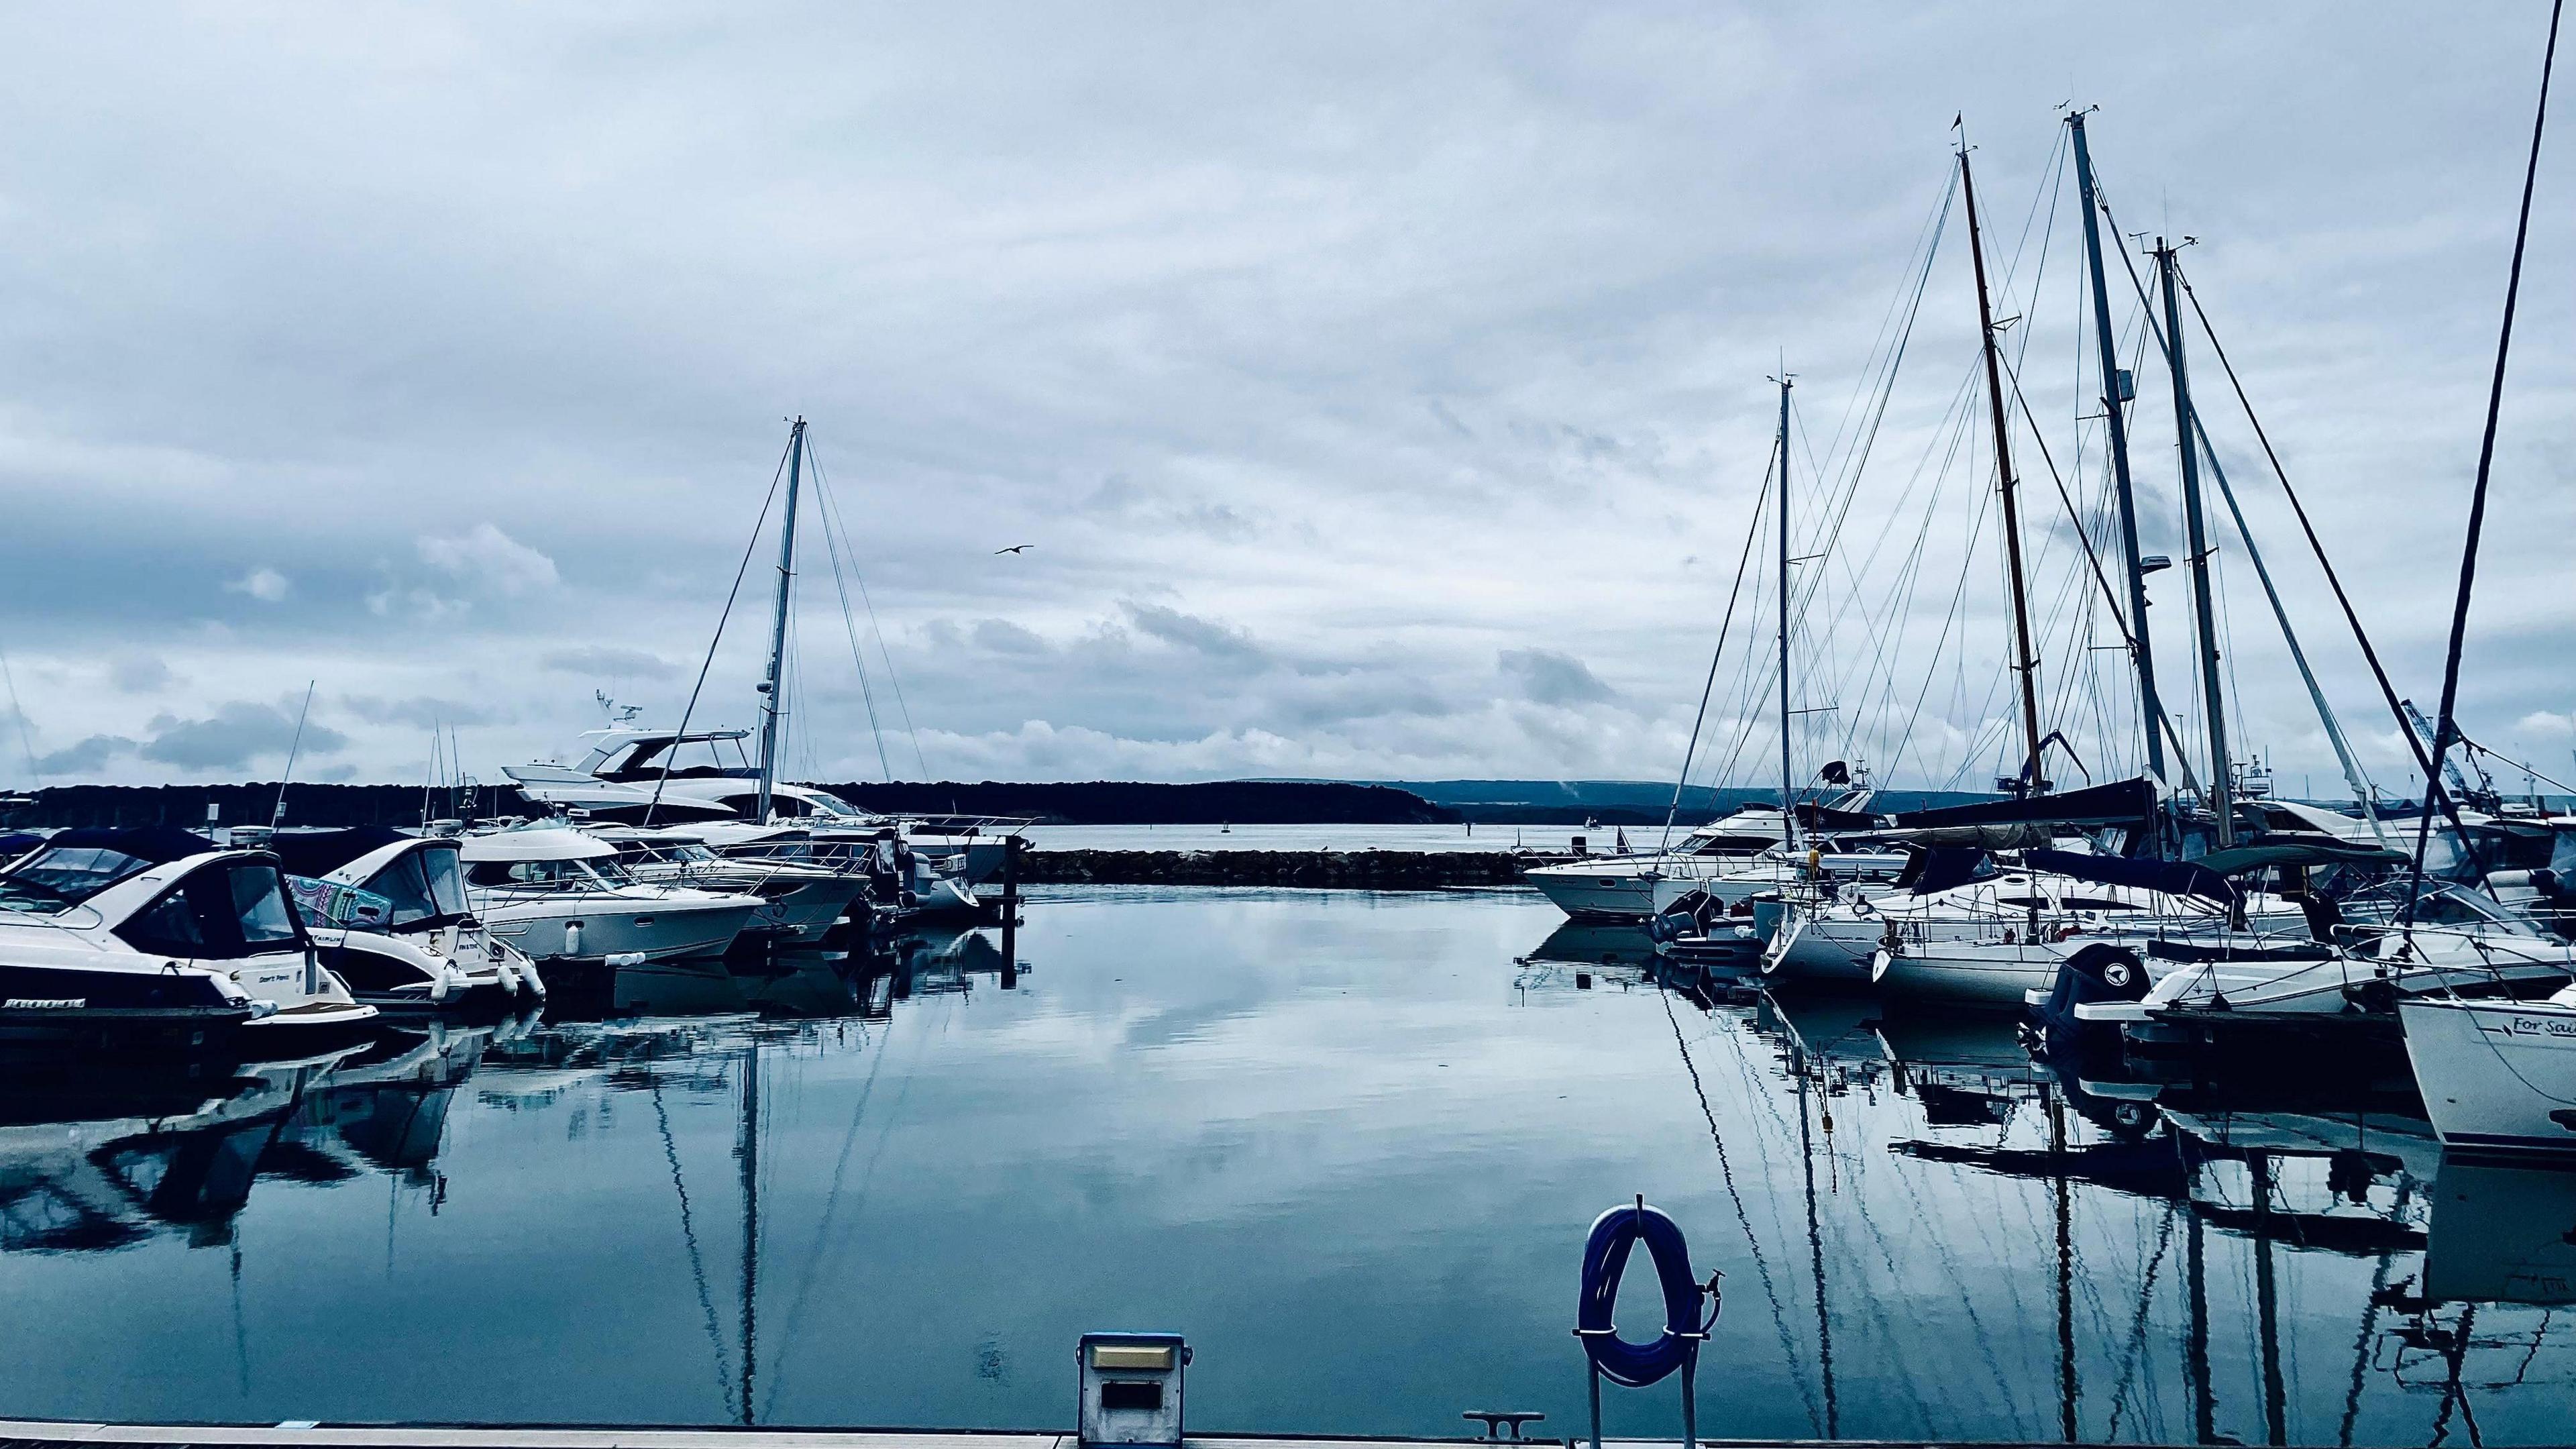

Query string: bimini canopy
460 827 616 863
2025 849 2234 904
271 825 419 880
0 825 220 907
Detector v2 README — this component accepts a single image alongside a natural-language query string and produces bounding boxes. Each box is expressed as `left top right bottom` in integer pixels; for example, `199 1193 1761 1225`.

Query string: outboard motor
2027 942 2147 1058
1649 889 1717 944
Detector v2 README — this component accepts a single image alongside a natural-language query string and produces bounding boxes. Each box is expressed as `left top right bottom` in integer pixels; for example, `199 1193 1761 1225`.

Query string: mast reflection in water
3 886 2571 1444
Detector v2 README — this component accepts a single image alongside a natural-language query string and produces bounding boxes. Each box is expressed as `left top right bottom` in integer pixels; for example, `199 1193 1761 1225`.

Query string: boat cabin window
468 857 620 890
803 792 867 820
1995 894 2056 910
1 845 160 910
117 863 309 960
2057 896 2141 912
360 847 468 926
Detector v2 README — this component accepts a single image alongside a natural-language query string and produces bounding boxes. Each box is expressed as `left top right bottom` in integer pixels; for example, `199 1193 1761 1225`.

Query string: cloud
109 653 175 693
34 734 136 775
541 645 678 679
1122 601 1265 661
138 702 351 771
341 695 497 728
366 585 472 620
1498 647 1615 706
0 7 2565 789
226 566 290 602
972 619 1050 655
2513 710 2576 740
419 524 559 596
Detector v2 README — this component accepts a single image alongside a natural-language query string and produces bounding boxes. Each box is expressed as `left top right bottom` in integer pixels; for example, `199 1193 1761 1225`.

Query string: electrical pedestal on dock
1077 1332 1190 1447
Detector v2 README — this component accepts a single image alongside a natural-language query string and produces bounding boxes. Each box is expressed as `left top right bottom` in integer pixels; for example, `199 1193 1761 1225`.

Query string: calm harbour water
3 885 2570 1444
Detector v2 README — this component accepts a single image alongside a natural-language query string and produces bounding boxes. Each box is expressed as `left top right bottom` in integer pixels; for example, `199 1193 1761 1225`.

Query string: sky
1 3 2569 796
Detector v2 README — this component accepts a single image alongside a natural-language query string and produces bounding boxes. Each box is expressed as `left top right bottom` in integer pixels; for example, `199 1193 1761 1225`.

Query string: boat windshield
0 845 159 910
117 862 307 960
359 847 470 927
2412 883 2545 936
802 792 869 820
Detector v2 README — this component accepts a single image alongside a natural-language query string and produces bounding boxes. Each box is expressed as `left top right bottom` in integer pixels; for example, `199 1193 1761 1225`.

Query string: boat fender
605 951 647 967
1575 1200 1717 1388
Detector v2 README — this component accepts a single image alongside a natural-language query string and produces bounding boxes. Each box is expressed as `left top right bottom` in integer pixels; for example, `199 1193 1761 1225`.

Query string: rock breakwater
1019 849 1529 889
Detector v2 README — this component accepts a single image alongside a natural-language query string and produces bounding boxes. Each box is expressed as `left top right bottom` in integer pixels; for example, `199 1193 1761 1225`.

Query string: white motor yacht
506 725 1026 883
1525 804 1870 920
711 823 982 919
2400 981 2576 1155
592 823 866 944
0 826 378 1051
459 826 761 965
271 826 545 1012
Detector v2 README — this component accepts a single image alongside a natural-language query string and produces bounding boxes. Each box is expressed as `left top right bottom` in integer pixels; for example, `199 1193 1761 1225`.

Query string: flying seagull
994 544 1033 555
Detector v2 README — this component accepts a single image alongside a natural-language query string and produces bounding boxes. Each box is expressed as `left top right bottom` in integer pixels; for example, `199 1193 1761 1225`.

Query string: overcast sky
1 3 2569 796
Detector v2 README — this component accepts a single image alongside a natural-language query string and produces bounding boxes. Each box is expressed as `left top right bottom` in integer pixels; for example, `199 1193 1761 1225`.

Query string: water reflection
0 890 2569 1445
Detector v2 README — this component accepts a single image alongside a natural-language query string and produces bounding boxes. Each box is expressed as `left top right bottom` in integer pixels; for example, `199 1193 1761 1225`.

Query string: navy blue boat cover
2025 847 2235 903
23 825 217 865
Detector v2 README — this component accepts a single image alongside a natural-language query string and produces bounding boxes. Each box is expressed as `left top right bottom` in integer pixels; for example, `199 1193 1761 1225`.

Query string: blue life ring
1576 1202 1704 1387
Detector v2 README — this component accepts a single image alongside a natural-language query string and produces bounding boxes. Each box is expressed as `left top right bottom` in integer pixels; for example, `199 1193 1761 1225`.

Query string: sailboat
508 419 1021 895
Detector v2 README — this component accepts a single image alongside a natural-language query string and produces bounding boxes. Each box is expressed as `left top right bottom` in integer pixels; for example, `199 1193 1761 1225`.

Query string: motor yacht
708 822 983 919
1524 800 1904 920
591 823 867 944
458 826 761 967
271 826 544 1013
506 724 1026 882
0 826 378 1052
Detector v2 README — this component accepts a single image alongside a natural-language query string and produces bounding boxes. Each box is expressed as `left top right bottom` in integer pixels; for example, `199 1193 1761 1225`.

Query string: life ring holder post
1572 1196 1720 1449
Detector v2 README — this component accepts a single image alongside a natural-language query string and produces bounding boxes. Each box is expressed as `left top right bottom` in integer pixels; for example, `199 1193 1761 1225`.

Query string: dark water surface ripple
3 885 2570 1444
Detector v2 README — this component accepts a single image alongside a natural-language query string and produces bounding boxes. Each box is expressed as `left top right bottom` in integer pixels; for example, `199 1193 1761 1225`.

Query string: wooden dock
0 1424 2161 1449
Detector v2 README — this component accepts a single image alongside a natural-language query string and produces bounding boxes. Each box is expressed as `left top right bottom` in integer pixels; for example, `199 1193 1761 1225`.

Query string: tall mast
2155 242 2234 847
755 417 807 826
1776 374 1798 847
2067 113 2167 785
1959 141 2047 795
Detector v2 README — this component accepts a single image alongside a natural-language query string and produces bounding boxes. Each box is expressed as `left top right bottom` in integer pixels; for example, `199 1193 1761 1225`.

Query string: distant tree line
5 779 1460 829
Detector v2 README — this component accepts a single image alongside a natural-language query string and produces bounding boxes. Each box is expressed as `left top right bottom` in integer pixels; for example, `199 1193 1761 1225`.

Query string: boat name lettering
4 998 86 1009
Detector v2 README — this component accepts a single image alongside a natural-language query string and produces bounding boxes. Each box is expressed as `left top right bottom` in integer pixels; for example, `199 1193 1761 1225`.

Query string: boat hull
476 898 759 964
1523 863 1676 920
2400 996 2576 1155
